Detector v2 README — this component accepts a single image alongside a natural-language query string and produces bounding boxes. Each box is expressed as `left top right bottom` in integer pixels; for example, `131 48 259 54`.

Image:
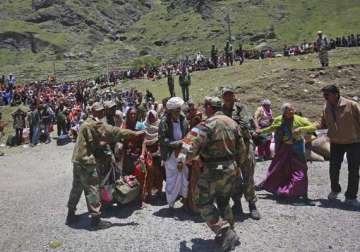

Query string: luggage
6 135 16 147
57 134 71 146
113 175 140 205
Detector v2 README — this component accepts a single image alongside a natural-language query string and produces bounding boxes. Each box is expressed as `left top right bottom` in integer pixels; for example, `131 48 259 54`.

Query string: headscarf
143 110 159 146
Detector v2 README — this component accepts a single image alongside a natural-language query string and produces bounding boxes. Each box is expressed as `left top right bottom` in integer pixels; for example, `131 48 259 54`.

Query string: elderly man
66 102 143 229
222 87 260 220
318 85 360 207
159 97 189 215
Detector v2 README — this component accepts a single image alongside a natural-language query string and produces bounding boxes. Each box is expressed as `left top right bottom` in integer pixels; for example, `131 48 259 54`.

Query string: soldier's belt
201 155 236 163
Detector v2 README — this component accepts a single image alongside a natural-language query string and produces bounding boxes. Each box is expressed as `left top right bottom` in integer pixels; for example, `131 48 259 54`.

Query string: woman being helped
139 110 164 203
256 103 316 198
122 107 145 175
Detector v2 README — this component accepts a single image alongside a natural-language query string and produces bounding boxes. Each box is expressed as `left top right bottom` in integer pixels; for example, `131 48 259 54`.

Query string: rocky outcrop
0 31 61 53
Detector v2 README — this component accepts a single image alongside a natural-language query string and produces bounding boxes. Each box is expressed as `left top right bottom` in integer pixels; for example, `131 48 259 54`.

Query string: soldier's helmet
205 96 222 108
91 102 104 112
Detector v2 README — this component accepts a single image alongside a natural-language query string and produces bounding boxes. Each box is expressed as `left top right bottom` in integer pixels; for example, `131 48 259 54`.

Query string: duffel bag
113 175 140 205
57 134 70 146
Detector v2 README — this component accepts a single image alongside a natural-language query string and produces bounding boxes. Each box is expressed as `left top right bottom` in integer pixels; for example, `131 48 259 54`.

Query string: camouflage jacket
222 102 256 141
72 116 137 167
180 111 246 170
159 112 189 161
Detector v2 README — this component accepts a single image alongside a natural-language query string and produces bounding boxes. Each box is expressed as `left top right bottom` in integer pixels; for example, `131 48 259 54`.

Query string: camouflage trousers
67 163 101 217
196 165 237 235
232 141 257 203
319 50 329 66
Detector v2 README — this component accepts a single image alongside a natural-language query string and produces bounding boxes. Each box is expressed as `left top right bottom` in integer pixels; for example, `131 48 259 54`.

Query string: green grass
123 47 360 104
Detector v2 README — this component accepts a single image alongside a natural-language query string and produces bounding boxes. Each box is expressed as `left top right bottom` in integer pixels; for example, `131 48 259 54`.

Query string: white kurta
165 152 189 207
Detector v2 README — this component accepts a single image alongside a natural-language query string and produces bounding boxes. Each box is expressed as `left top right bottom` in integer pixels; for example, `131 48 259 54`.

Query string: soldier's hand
135 131 145 139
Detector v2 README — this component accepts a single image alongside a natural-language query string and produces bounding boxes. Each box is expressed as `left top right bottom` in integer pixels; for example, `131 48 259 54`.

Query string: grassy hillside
0 0 359 82
123 47 360 118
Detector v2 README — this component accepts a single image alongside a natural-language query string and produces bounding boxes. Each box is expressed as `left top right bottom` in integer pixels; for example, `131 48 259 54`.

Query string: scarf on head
143 110 159 146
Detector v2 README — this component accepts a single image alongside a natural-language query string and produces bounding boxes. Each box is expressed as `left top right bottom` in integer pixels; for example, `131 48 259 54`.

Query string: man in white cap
159 97 190 215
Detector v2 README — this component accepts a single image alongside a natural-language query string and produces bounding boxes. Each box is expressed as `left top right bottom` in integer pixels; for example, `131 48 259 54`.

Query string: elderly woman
159 97 189 214
256 103 316 198
139 110 164 203
254 99 274 161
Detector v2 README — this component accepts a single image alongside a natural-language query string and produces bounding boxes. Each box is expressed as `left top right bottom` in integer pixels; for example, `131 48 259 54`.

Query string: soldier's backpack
57 134 71 146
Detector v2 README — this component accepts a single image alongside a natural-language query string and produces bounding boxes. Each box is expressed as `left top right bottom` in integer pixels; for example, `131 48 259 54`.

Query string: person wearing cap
316 31 329 67
66 102 144 230
177 96 246 251
317 85 360 207
254 99 274 161
159 97 189 214
104 100 116 126
221 87 261 220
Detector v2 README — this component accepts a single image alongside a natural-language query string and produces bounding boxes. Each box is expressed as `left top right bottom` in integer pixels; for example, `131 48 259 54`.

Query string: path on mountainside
0 142 359 252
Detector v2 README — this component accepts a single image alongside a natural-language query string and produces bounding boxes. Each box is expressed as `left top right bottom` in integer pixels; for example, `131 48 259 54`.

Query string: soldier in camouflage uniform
167 68 175 97
224 41 234 67
211 44 219 68
177 97 246 251
222 88 261 220
316 31 329 67
66 102 143 230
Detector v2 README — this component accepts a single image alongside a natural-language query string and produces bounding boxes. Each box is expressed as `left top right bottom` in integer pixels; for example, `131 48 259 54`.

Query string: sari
258 115 316 197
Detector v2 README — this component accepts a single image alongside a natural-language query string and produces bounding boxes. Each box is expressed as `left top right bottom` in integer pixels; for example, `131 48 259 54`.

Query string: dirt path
0 142 359 252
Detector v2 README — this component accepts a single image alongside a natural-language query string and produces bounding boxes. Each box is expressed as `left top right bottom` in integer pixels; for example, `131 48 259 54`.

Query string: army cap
91 102 104 111
317 30 323 35
222 87 234 95
205 96 222 108
104 100 116 109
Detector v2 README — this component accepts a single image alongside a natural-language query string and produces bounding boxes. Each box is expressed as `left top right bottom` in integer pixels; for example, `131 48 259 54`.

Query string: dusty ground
0 141 359 252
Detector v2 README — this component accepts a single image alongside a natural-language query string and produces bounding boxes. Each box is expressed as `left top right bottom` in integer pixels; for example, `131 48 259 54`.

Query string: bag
6 135 16 146
113 175 140 205
101 184 115 204
57 134 71 146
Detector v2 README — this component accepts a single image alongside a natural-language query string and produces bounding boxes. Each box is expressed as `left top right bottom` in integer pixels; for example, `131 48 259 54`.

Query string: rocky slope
0 0 359 81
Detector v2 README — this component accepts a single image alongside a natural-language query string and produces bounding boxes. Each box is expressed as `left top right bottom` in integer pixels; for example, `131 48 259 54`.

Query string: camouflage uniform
67 116 136 217
179 109 246 235
167 73 175 97
316 33 329 67
222 102 257 204
224 41 234 66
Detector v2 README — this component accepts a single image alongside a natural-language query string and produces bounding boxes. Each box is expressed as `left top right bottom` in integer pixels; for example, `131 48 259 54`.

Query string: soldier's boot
249 202 261 220
219 227 240 252
90 216 112 230
65 209 79 225
231 199 243 216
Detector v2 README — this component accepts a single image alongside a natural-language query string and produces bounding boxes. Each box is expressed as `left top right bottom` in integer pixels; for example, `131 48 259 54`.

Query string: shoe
249 202 261 220
219 228 240 252
328 191 340 200
231 200 243 216
65 210 79 225
90 217 112 230
344 199 360 208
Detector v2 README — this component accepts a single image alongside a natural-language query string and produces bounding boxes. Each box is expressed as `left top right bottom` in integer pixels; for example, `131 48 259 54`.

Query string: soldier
177 97 245 251
221 87 261 220
316 31 329 67
179 69 191 102
224 40 234 66
211 45 219 68
167 68 175 97
66 102 143 230
104 100 116 126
